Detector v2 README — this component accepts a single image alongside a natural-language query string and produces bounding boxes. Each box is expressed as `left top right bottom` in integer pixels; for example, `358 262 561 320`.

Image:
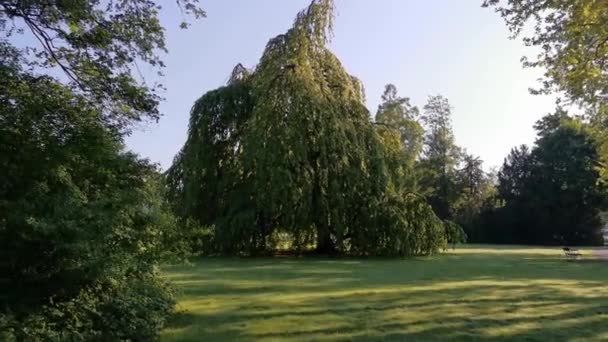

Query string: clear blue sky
126 0 557 171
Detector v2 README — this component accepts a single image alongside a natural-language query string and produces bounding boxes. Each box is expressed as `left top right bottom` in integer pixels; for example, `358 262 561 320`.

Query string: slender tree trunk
311 164 335 254
316 225 335 254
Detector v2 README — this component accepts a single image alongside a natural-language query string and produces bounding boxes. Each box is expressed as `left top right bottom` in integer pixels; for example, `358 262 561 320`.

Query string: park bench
563 247 582 260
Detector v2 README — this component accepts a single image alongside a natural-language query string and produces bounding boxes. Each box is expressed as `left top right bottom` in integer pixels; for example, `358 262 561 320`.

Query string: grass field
161 245 608 341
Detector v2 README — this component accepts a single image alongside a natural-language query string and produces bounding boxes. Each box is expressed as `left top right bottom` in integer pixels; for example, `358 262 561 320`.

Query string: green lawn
161 245 608 341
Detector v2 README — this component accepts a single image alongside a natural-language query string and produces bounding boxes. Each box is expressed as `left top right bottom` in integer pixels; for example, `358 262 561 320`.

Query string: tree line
1 0 607 340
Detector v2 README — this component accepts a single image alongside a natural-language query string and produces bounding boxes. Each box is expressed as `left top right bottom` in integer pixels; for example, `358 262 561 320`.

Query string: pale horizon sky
126 0 558 171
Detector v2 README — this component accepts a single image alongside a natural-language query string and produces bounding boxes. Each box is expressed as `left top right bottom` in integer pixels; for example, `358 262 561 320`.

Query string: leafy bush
348 193 447 256
0 65 178 340
444 220 467 248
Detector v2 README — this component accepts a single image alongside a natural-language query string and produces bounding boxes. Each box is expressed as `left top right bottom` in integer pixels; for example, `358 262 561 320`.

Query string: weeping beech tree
167 0 446 256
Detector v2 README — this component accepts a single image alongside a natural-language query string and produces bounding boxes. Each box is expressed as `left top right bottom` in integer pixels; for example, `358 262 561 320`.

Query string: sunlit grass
161 245 608 341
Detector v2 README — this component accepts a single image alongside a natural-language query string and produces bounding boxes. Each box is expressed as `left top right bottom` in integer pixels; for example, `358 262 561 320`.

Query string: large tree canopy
483 0 608 185
0 0 204 131
483 0 608 109
167 0 447 256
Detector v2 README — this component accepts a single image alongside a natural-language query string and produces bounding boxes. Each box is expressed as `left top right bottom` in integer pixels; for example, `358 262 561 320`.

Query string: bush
444 220 467 248
0 67 177 340
349 193 447 256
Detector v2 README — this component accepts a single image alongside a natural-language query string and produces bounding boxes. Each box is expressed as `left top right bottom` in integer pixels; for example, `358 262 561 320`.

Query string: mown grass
161 245 608 341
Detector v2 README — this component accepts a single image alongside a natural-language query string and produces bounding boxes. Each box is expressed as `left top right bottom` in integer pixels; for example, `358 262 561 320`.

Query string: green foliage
356 194 447 256
0 65 179 340
1 273 174 341
483 0 608 185
165 70 255 253
0 0 204 130
0 1 206 340
483 0 608 109
483 112 607 245
375 84 424 192
418 95 463 220
453 155 496 242
167 0 446 256
443 220 467 247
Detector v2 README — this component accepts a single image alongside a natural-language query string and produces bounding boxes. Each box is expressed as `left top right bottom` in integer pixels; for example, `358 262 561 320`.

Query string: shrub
0 66 177 340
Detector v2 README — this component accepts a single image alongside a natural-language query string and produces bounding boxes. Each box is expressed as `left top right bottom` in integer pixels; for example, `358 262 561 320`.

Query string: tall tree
496 145 533 204
168 0 447 256
419 95 462 220
455 153 496 242
375 84 423 159
375 84 424 191
460 154 484 196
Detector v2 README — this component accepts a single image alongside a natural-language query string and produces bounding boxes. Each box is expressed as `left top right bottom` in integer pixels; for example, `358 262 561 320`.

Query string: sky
125 0 557 171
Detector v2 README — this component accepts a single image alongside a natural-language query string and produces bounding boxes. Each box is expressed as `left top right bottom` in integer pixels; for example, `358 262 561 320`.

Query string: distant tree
375 84 424 191
460 154 484 195
376 84 424 161
419 95 463 220
487 112 607 245
454 153 495 242
496 145 533 203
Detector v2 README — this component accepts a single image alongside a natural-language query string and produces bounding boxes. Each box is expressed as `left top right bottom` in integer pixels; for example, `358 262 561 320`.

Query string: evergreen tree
455 153 495 242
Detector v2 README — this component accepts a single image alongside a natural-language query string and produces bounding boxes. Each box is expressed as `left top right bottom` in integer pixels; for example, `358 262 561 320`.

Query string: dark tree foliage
0 0 204 131
0 56 183 341
496 145 533 204
453 154 495 243
165 65 257 254
483 112 607 246
167 0 447 256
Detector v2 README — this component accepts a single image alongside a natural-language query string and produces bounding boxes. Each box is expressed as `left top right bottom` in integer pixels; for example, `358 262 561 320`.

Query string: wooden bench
563 247 582 260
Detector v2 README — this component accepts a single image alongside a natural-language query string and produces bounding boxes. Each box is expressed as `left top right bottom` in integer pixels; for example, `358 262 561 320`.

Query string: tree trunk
316 226 335 254
311 162 335 255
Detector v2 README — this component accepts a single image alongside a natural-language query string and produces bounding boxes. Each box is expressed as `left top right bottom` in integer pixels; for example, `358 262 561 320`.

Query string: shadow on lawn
161 250 608 341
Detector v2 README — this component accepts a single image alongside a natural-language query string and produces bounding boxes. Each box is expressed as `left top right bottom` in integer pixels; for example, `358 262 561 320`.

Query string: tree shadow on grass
161 252 608 341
